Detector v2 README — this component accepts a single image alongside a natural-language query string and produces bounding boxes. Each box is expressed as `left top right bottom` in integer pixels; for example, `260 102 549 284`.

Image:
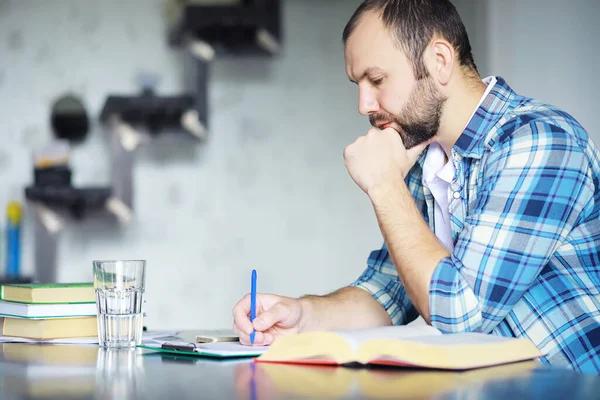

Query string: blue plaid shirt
351 77 600 374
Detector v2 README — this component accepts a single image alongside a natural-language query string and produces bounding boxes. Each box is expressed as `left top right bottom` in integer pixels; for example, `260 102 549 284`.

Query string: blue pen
250 269 257 344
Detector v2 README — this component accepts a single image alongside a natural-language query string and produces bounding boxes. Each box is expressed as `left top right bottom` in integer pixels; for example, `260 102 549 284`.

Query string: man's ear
427 39 454 86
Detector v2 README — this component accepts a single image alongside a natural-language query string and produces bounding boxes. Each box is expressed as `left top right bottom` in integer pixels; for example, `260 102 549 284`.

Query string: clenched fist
343 127 433 196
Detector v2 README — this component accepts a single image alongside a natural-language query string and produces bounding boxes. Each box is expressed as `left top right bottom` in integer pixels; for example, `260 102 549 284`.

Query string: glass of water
93 260 146 348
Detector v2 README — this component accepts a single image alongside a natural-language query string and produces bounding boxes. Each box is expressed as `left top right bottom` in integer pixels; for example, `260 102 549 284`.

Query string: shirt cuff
350 267 414 325
428 257 482 333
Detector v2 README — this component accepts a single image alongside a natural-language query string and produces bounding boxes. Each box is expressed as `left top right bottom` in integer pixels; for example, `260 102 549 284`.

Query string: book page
366 332 542 368
407 332 512 345
332 325 441 351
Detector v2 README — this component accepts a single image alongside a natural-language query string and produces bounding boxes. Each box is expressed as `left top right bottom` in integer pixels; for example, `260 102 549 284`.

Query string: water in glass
93 260 146 348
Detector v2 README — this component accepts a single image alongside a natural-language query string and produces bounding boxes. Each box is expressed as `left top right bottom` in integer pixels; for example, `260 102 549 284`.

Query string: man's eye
372 77 384 85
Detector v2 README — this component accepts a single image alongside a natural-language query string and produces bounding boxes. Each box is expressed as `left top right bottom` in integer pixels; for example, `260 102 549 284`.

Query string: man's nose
358 86 380 116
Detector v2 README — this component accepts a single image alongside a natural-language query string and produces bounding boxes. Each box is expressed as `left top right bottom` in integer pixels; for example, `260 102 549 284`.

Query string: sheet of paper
0 335 98 344
194 341 269 356
0 330 177 345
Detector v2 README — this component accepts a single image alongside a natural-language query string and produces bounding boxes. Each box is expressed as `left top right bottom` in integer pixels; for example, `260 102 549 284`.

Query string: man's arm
426 123 592 332
367 182 448 323
299 286 392 332
233 284 396 345
365 123 593 332
343 127 444 323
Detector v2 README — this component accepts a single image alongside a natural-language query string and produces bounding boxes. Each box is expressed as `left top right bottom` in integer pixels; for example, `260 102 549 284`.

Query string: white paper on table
193 341 270 356
0 330 178 345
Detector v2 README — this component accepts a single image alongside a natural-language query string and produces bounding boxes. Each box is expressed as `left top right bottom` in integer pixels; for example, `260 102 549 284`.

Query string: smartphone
162 341 198 352
194 329 239 343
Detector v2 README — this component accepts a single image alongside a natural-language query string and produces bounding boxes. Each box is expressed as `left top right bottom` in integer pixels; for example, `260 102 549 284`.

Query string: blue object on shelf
6 201 22 277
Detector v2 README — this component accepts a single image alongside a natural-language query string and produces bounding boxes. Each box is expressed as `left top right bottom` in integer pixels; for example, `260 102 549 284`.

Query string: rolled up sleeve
350 246 417 325
429 122 593 333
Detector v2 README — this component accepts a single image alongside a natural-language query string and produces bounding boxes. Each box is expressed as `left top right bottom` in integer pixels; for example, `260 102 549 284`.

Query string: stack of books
0 283 97 340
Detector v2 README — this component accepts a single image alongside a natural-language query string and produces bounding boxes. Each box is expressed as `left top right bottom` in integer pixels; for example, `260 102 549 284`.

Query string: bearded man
232 0 600 374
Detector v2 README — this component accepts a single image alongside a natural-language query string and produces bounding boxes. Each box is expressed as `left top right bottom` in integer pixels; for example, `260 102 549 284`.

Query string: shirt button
452 191 461 200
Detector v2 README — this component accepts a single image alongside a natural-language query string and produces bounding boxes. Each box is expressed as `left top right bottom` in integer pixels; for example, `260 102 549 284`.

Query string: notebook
139 340 268 359
255 325 544 370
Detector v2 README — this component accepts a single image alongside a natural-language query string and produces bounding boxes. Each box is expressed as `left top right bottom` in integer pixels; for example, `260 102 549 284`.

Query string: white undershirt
421 76 497 252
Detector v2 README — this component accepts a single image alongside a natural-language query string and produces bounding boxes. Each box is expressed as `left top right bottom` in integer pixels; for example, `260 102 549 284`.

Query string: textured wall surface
0 0 383 329
0 0 596 330
473 0 599 143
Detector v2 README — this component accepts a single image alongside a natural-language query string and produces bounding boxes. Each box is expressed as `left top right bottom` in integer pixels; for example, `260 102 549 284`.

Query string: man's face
344 11 447 149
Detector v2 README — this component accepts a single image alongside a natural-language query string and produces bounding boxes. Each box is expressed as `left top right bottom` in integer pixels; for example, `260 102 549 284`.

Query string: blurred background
0 0 597 330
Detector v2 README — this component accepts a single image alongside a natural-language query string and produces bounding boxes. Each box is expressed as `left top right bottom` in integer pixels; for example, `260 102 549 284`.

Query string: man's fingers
238 329 265 346
253 303 288 332
262 332 275 346
233 320 245 338
232 294 254 335
235 316 268 346
407 137 436 164
411 138 434 155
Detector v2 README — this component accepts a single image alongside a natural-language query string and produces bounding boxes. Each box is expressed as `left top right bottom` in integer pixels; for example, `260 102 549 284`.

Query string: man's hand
343 127 432 195
343 127 444 322
231 287 393 346
232 293 305 346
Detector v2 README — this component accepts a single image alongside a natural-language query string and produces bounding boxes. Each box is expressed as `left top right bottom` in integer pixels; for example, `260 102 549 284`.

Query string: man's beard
369 76 447 149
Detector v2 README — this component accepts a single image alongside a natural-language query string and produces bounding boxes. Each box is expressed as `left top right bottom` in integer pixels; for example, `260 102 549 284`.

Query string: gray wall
0 0 379 330
455 0 600 143
0 0 597 330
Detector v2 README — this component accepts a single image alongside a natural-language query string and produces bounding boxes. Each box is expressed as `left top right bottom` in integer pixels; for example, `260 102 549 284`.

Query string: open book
255 324 544 370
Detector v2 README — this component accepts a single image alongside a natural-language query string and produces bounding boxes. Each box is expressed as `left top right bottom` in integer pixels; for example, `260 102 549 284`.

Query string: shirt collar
453 76 518 159
413 76 517 170
422 142 446 184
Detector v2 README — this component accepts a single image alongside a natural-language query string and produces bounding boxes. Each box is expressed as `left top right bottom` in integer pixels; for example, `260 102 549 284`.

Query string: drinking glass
93 260 146 348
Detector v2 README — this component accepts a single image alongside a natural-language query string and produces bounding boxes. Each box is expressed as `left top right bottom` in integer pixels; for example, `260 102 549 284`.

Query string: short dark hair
343 0 478 80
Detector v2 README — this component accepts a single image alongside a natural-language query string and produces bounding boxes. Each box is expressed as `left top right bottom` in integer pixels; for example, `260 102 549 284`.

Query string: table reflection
0 343 98 398
0 343 598 400
95 348 146 399
233 360 544 399
233 360 600 400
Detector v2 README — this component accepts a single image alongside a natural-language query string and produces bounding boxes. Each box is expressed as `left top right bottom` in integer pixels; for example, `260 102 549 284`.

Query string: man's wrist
367 180 407 206
298 296 314 333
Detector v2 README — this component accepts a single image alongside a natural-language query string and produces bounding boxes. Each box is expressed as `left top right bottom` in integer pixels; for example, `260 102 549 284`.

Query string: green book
0 283 95 304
